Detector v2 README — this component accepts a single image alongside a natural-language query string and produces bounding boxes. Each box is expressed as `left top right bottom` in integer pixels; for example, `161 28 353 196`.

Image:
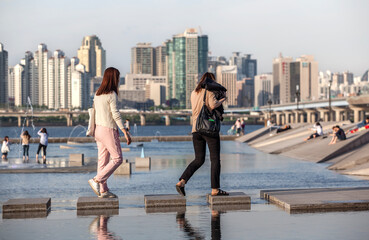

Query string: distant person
346 116 369 134
88 67 131 199
329 125 346 145
176 72 228 197
235 119 242 136
36 128 48 164
241 119 245 135
1 136 10 161
124 119 130 132
304 122 323 141
21 131 31 162
276 125 291 133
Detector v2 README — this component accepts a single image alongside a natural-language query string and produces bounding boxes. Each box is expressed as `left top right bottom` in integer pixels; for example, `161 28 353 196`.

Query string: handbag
86 103 96 137
195 89 221 137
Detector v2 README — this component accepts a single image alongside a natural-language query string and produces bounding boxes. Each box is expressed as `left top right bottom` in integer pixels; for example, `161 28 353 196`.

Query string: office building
71 64 89 109
34 44 50 106
229 52 257 80
131 43 154 75
272 54 293 104
0 43 8 104
343 71 354 85
8 67 14 102
254 74 273 107
165 28 208 108
208 56 228 76
48 50 69 109
216 65 237 107
24 52 38 105
77 35 106 77
145 81 166 106
123 73 166 90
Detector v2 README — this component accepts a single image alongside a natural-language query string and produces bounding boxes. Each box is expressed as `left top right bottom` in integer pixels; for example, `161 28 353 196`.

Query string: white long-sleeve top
94 92 124 130
37 130 48 146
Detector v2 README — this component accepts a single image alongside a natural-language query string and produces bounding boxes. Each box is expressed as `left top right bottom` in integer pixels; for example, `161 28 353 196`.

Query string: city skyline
1 0 368 76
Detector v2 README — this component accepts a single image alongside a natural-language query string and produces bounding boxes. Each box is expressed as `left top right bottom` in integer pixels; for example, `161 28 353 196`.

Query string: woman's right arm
207 91 226 110
37 130 42 136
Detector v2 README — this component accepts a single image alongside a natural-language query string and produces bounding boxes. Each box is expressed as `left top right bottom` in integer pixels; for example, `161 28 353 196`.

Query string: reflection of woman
88 67 131 198
176 72 228 197
89 215 122 240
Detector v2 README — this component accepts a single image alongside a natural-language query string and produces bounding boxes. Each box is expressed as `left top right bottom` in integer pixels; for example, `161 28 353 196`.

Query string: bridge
1 96 368 127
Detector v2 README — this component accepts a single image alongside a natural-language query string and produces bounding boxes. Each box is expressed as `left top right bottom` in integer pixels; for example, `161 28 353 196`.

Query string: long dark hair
96 67 120 96
41 128 48 134
23 131 31 139
195 72 216 93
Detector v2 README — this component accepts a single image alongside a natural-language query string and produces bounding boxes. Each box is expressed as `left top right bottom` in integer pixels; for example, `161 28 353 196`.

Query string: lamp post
328 79 332 121
295 85 300 110
267 99 272 132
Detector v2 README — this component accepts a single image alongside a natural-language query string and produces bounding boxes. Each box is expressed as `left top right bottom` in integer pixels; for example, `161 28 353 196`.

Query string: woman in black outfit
176 72 228 196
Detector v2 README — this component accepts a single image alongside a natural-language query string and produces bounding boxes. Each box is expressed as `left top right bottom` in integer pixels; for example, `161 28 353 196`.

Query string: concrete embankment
9 135 237 143
238 122 369 178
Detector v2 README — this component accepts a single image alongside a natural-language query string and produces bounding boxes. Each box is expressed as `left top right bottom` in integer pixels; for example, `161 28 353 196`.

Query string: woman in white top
36 128 48 164
304 122 323 141
1 136 10 160
88 67 131 198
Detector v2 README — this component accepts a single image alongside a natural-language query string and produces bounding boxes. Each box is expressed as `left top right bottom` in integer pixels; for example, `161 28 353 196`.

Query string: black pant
180 132 221 189
23 145 29 156
37 144 47 156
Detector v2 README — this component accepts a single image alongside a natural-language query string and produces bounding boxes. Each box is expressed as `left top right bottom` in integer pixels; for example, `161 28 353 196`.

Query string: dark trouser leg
180 132 206 183
23 145 26 156
205 134 221 189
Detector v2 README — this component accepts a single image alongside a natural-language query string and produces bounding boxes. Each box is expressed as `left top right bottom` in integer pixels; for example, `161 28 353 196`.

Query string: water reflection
89 215 122 240
176 211 222 240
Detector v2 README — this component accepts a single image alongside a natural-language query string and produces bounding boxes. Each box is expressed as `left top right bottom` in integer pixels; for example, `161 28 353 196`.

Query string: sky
1 0 368 76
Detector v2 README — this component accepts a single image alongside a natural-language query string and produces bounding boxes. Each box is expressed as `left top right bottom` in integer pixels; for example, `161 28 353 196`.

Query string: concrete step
207 192 251 205
2 198 51 213
114 159 132 175
135 157 151 168
144 194 186 208
77 208 119 216
77 197 119 210
261 187 369 213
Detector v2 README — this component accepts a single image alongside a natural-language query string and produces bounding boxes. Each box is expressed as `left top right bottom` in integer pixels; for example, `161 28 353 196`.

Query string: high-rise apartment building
77 35 106 77
208 56 228 76
71 64 89 109
48 50 69 109
0 43 8 104
145 81 166 106
165 28 208 108
254 74 273 107
155 45 167 76
13 64 25 106
216 65 238 107
24 52 38 105
229 53 257 80
67 57 79 108
343 71 354 85
8 67 14 101
34 44 50 106
123 73 166 91
131 43 154 75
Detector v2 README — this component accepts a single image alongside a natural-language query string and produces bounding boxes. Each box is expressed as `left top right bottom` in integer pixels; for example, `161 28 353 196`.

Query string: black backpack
195 89 221 137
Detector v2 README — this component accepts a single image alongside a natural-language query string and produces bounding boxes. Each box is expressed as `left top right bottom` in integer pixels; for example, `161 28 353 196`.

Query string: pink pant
94 125 123 193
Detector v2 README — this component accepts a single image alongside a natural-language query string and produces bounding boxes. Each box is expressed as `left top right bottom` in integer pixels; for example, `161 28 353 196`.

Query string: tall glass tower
165 29 208 108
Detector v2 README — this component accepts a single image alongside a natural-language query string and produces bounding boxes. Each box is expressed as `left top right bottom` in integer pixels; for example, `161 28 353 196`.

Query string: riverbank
237 122 369 179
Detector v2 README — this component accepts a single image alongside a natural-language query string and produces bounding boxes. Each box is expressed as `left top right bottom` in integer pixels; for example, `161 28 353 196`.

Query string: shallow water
0 138 369 239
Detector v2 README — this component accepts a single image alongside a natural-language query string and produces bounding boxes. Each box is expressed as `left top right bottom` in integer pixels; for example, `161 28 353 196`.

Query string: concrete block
209 204 251 212
2 198 51 213
207 192 251 205
69 153 84 166
77 197 119 210
121 148 130 152
144 194 186 208
135 157 151 168
114 159 132 175
77 208 119 216
145 206 186 214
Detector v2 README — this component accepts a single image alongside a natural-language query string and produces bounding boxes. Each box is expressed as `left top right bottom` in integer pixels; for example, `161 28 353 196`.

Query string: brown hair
195 72 216 93
96 67 120 96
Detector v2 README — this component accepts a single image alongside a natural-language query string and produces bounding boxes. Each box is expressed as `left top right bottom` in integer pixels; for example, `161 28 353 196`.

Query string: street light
267 98 272 132
295 85 300 110
328 78 332 121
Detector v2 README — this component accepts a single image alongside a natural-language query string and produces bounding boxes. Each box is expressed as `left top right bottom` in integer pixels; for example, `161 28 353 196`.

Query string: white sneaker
99 191 117 198
88 179 100 196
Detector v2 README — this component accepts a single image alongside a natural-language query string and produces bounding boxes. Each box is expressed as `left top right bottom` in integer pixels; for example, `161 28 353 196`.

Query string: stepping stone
144 194 186 208
69 153 84 166
77 197 119 210
3 211 49 219
114 159 132 175
207 192 251 205
2 198 51 213
209 204 251 212
121 148 130 152
261 187 369 213
77 208 119 216
145 206 186 214
135 157 151 168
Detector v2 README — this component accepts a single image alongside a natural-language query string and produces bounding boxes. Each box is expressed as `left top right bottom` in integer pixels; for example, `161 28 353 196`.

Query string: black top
335 128 346 140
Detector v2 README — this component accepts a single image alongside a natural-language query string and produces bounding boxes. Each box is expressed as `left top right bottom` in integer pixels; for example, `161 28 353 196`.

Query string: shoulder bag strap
203 87 207 105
